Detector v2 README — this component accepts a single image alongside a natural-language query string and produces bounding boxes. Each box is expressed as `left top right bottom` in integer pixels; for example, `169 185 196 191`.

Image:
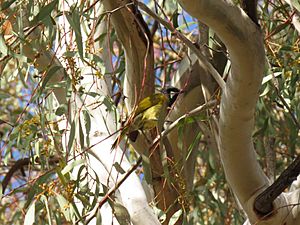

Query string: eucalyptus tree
0 0 299 225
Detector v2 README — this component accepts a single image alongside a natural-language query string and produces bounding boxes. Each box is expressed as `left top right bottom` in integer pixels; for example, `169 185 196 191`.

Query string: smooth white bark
20 1 160 224
178 0 299 224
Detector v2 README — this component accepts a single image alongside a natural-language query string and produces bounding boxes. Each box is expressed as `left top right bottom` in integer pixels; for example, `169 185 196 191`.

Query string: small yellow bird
112 88 181 148
131 93 168 129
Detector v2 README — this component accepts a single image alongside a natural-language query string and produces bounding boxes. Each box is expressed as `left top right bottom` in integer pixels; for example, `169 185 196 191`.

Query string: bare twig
160 99 217 140
273 84 300 129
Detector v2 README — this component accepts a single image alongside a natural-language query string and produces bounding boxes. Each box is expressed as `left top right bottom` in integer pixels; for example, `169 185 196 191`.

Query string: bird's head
162 87 183 107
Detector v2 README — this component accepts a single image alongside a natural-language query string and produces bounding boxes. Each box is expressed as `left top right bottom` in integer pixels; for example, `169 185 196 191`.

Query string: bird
112 87 181 148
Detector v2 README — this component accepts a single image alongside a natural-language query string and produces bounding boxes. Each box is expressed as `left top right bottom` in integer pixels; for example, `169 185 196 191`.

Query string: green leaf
96 209 102 225
68 120 76 152
113 162 126 174
63 51 77 58
79 117 84 149
1 0 17 10
66 10 83 59
83 110 91 146
98 95 115 112
70 200 83 222
261 72 282 84
55 104 68 116
113 202 131 225
76 165 86 184
90 176 101 209
24 201 35 225
171 11 179 29
271 22 289 36
61 159 85 175
253 117 269 137
32 0 58 23
41 65 63 91
56 168 67 186
85 91 100 97
260 84 270 97
176 21 197 32
24 172 54 209
19 62 29 88
153 206 166 223
55 193 72 221
208 150 215 170
186 131 201 160
177 118 185 151
168 209 182 225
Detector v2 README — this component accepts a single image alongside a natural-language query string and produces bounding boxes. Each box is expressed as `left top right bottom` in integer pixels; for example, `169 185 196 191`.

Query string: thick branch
102 0 155 111
178 0 267 201
254 156 300 216
2 158 30 193
241 0 259 25
177 1 290 223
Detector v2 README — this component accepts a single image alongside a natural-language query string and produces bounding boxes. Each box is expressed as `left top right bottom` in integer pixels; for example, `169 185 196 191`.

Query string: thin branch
137 1 226 90
273 84 300 129
0 119 14 127
77 100 216 223
2 157 60 194
160 99 217 140
82 157 143 224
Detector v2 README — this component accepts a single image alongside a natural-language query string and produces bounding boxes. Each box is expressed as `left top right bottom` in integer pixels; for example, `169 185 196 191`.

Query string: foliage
0 0 299 224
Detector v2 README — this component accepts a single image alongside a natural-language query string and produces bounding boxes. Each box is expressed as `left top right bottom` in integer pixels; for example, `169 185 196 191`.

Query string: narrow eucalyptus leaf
32 0 58 23
79 118 85 149
113 202 131 225
61 159 85 175
40 195 52 225
55 104 67 116
41 65 63 91
55 193 71 221
68 120 76 152
113 162 126 174
66 10 83 59
0 184 3 199
1 0 17 10
96 209 102 225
